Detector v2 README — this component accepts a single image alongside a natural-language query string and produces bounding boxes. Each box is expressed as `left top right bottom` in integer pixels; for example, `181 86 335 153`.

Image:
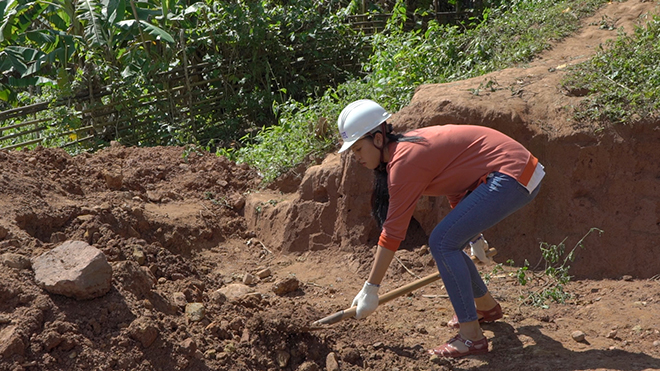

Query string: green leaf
106 0 126 24
138 20 174 43
79 0 106 47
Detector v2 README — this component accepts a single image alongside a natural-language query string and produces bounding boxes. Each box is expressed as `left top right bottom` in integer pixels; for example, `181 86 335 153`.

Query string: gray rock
185 303 205 322
32 241 112 300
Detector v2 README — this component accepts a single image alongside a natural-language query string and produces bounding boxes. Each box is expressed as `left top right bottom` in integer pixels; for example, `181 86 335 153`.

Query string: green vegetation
562 15 660 125
485 228 603 308
230 0 611 182
5 0 656 184
1 0 367 150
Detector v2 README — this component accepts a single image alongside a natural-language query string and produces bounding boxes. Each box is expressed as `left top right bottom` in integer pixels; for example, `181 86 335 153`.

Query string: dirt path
1 1 659 371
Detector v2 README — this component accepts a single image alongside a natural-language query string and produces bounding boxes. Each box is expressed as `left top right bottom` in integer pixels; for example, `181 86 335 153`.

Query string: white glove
351 281 380 319
470 234 490 263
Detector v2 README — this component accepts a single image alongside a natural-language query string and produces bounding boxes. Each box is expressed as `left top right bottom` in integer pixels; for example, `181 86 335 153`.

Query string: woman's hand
352 282 380 319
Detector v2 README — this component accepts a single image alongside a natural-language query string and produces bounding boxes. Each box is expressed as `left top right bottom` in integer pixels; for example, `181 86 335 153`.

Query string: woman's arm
367 245 396 285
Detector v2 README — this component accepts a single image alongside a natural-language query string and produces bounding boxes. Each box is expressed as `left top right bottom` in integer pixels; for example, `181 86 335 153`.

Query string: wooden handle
312 271 441 326
311 247 499 327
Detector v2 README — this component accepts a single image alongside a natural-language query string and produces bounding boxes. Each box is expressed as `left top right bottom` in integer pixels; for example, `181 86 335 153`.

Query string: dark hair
371 124 424 229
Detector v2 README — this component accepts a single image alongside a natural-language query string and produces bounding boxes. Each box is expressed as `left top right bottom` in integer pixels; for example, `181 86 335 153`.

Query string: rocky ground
1 1 660 371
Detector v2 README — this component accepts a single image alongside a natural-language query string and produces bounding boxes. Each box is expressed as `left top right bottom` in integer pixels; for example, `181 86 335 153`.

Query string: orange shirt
378 125 538 251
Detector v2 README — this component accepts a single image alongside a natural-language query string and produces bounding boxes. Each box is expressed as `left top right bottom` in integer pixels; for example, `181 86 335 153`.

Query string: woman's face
351 136 381 170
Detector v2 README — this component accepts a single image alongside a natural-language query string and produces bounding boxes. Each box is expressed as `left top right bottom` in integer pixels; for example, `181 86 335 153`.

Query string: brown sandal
447 303 503 329
428 334 489 358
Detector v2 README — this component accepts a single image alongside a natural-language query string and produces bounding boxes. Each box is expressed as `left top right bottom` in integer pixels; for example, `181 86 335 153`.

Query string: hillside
1 1 659 371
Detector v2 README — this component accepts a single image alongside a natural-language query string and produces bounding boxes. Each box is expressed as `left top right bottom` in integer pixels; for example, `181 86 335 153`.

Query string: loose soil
1 1 659 371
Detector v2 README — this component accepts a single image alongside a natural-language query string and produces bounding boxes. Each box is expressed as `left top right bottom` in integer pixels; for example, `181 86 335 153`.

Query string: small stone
622 275 633 281
571 330 586 342
185 303 205 322
210 290 227 305
632 325 643 334
240 328 249 343
342 348 361 364
173 292 187 307
204 349 217 359
272 276 300 296
607 329 617 339
132 246 146 265
157 277 167 284
326 352 340 371
417 245 430 255
217 284 254 302
180 338 197 354
653 340 660 347
128 317 158 348
276 350 290 367
297 361 319 371
256 268 271 279
243 273 257 285
0 325 25 358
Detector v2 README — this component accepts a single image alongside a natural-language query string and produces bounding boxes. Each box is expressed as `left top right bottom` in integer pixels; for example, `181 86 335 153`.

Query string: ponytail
371 125 424 229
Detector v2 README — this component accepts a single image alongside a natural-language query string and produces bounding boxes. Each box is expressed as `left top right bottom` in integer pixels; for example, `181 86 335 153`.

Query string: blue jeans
429 172 541 324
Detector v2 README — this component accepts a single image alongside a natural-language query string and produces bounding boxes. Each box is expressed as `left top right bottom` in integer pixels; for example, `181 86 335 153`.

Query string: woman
339 99 544 358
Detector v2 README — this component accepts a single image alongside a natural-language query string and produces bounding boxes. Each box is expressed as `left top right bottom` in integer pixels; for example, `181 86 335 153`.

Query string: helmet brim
338 138 358 153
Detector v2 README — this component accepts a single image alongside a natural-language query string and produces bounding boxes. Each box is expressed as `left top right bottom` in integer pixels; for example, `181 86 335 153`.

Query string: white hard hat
337 99 391 153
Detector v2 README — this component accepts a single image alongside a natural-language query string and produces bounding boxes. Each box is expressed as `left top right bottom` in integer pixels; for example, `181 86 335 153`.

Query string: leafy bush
1 1 369 150
562 15 660 125
235 0 610 182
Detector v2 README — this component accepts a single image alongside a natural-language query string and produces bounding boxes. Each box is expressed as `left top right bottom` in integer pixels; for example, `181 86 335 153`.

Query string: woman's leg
429 173 540 342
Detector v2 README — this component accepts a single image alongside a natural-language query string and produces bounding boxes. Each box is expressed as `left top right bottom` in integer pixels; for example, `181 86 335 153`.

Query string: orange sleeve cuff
378 234 402 251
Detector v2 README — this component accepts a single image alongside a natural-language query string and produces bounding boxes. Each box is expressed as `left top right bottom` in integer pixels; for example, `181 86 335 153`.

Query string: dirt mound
1 2 660 371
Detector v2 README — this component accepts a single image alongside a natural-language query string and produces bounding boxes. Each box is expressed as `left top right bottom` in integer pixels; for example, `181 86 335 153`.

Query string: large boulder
32 240 113 300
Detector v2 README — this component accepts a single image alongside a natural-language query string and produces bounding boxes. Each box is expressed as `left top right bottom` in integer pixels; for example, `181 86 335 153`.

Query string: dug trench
1 1 660 370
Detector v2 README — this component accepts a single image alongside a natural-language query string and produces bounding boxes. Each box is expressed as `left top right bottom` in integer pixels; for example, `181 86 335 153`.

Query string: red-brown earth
1 1 659 370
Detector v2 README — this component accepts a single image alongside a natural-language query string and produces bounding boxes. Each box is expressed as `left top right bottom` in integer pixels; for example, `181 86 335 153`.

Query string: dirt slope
1 1 660 371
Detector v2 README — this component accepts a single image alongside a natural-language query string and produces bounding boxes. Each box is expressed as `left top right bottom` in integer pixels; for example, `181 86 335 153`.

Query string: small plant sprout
511 228 603 308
